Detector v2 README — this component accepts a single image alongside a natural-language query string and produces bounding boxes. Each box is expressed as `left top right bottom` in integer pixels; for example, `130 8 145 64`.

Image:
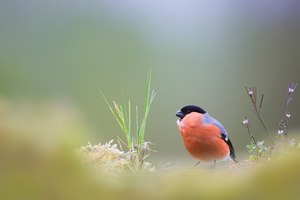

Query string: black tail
220 133 237 163
227 138 237 163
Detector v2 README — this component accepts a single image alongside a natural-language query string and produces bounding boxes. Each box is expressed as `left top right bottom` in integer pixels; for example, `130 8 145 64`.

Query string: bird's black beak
176 110 184 119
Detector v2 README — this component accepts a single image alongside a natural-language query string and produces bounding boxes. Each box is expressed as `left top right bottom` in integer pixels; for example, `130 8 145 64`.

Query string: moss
78 141 155 174
79 141 130 174
1 98 300 200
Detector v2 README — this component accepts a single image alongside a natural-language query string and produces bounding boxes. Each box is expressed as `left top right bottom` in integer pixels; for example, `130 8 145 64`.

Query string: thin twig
278 83 298 138
245 87 274 144
241 117 257 145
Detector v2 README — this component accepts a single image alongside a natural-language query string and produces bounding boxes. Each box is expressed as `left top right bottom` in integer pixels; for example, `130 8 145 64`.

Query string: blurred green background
1 0 300 165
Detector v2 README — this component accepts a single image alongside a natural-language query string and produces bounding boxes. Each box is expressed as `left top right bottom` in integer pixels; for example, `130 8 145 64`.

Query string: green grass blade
99 90 125 131
135 106 139 141
99 89 131 149
99 70 155 172
138 71 155 146
127 100 132 148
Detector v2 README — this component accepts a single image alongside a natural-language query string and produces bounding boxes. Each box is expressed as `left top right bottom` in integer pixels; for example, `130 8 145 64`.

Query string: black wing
220 133 237 162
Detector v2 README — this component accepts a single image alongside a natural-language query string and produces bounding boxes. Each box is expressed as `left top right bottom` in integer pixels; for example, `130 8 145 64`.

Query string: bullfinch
176 105 237 166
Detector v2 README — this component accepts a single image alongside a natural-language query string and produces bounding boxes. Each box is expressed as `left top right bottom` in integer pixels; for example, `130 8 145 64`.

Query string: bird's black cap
176 105 206 119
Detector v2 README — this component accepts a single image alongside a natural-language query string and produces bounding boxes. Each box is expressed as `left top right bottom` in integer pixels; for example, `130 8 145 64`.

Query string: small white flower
241 117 250 125
257 141 264 147
277 129 284 134
242 119 249 125
248 90 253 96
288 87 294 93
286 113 291 118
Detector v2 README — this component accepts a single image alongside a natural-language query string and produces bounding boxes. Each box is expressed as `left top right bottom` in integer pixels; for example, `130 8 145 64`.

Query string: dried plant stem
257 115 273 143
243 83 298 162
241 117 256 145
245 87 274 144
278 83 297 141
247 127 257 145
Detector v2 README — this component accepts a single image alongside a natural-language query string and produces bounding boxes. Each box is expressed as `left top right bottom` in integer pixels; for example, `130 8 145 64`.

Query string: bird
176 105 237 167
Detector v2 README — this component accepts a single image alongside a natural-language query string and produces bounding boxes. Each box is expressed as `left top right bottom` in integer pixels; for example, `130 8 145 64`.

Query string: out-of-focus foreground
1 98 300 200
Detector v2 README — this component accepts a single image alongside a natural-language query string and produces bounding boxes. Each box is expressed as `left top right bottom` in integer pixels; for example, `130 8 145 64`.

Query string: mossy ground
1 99 299 200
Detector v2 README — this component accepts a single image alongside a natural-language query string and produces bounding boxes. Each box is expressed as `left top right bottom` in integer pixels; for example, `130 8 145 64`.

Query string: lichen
79 140 130 174
78 140 155 174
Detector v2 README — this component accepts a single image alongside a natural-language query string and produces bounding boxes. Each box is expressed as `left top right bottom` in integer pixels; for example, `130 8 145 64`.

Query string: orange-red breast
176 105 237 164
